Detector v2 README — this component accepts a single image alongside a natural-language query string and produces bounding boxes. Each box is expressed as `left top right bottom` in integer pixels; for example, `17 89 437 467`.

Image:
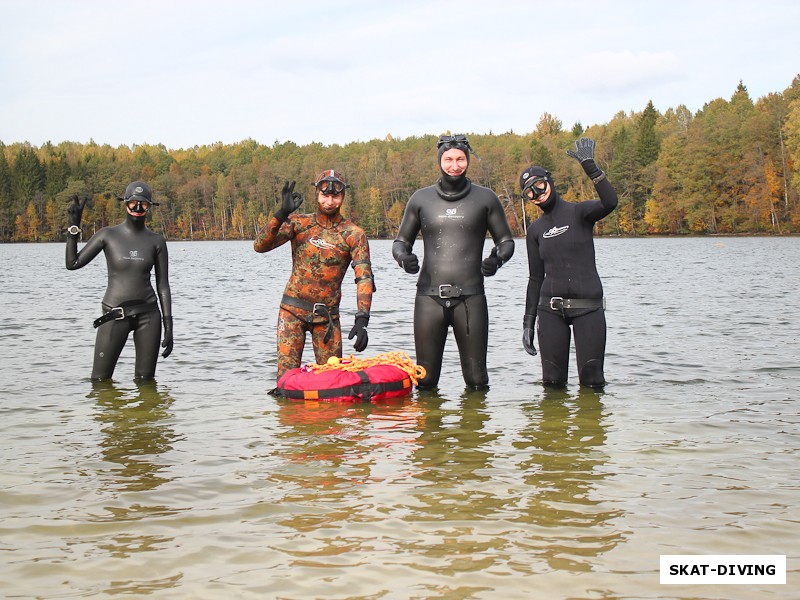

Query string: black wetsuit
66 215 171 380
525 178 617 386
393 180 514 389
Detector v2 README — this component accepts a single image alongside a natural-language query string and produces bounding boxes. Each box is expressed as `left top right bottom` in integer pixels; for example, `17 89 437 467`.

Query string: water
1 237 798 599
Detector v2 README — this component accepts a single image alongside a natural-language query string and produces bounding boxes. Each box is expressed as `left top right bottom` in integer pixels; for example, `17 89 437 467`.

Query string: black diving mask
522 176 549 200
317 179 346 196
126 199 152 213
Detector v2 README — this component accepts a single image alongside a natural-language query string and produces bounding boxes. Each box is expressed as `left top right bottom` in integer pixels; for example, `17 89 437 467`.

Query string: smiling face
125 198 151 218
523 177 552 205
440 148 469 177
317 190 344 216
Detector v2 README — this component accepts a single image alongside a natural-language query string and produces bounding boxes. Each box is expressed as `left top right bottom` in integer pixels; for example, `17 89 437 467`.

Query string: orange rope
306 352 427 385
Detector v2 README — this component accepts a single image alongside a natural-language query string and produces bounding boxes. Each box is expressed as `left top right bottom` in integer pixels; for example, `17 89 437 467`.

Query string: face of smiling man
440 148 468 177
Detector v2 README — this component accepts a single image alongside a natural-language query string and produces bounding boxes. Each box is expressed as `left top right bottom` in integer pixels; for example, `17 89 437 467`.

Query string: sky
1 0 799 150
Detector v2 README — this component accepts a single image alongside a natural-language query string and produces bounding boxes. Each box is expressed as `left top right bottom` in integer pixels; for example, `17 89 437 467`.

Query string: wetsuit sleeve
154 237 172 318
487 194 515 265
349 229 374 315
525 231 544 318
65 230 105 270
254 215 295 253
392 196 421 260
580 177 618 224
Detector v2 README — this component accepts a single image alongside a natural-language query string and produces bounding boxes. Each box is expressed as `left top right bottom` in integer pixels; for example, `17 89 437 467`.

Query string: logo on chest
439 206 464 220
543 225 569 239
310 236 337 250
122 249 144 261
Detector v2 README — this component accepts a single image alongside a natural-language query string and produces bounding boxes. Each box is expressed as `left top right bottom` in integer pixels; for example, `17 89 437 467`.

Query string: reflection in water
272 398 425 532
514 386 625 571
87 380 180 565
411 387 497 504
90 380 178 493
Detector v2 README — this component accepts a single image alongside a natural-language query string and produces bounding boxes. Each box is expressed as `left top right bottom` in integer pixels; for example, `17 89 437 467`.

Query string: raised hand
275 180 303 222
67 194 88 227
567 137 603 180
566 137 596 163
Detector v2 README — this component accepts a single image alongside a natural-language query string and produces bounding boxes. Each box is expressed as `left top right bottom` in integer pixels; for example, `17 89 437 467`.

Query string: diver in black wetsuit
66 181 173 381
392 134 514 389
521 137 618 388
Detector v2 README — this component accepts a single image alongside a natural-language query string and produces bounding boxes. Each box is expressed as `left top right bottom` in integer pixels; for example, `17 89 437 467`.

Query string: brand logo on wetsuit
440 207 464 220
122 249 144 262
310 236 336 250
543 225 569 238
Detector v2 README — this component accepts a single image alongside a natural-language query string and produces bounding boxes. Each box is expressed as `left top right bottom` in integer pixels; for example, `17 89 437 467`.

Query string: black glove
567 137 603 179
397 252 419 274
522 314 537 356
67 194 88 227
274 180 303 222
161 316 174 358
481 246 501 277
348 314 369 352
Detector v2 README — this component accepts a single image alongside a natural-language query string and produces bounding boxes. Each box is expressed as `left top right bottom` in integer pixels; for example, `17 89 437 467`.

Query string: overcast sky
2 0 798 150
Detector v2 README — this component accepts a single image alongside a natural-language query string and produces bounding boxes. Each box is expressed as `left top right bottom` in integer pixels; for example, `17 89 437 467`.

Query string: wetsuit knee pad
541 359 567 387
579 359 605 388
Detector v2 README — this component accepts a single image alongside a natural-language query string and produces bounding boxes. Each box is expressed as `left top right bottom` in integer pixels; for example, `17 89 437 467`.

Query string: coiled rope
305 352 427 386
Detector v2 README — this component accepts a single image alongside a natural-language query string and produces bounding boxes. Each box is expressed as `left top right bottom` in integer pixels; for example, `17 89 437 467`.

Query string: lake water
1 237 798 599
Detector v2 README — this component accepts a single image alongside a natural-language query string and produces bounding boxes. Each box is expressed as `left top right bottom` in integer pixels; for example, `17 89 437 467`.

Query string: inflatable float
275 352 426 402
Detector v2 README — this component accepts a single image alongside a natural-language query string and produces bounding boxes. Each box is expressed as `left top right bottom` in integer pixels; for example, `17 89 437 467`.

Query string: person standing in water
66 181 173 381
392 134 514 390
520 137 618 388
254 170 374 383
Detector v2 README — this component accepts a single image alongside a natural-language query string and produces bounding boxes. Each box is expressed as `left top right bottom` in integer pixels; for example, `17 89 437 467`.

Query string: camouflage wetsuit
254 211 373 380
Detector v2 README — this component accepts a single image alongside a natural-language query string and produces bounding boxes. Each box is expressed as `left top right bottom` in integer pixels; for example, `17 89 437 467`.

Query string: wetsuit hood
521 165 558 213
437 143 471 200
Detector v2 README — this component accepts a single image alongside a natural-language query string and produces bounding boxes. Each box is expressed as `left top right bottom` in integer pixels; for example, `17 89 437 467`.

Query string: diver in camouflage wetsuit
254 170 374 382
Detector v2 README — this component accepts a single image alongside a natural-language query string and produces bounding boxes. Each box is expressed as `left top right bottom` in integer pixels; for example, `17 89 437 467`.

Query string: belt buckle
549 296 564 310
112 306 126 320
438 284 458 299
312 303 327 314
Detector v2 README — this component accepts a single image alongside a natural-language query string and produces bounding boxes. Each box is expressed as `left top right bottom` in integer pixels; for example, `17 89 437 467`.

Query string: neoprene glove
67 194 87 227
274 180 303 222
397 252 420 274
161 316 174 358
481 246 501 277
522 314 537 356
567 137 603 179
348 315 369 352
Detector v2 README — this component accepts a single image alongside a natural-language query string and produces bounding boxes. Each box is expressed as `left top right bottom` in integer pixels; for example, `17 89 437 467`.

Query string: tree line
2 76 800 242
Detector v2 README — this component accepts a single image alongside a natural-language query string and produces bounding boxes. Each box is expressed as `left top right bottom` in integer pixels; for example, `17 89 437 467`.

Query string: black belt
418 284 484 299
281 295 339 343
93 300 158 328
539 296 606 312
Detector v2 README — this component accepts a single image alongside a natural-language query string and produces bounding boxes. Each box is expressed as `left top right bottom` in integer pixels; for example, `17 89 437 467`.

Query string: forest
2 77 800 242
